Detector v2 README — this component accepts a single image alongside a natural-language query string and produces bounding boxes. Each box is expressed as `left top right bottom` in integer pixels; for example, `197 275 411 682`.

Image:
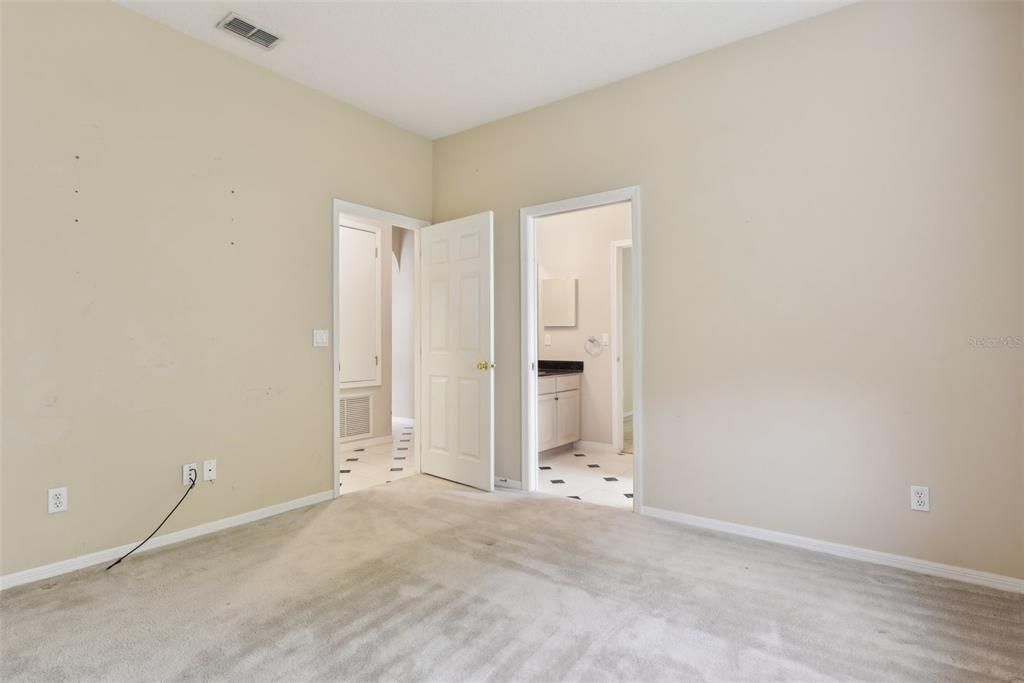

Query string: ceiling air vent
216 13 281 50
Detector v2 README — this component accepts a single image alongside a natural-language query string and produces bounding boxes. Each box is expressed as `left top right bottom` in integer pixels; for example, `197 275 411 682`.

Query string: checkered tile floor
339 424 417 495
538 444 634 509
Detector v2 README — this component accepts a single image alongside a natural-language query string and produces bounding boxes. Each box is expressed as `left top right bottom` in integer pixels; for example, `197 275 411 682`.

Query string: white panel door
338 225 380 385
420 212 494 491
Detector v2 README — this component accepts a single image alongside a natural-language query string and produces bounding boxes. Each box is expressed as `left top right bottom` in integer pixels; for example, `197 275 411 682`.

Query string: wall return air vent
216 13 281 50
339 394 372 440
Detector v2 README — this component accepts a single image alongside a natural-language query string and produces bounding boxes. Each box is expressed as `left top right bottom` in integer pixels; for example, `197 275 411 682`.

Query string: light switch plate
544 333 551 346
601 333 610 346
312 329 329 347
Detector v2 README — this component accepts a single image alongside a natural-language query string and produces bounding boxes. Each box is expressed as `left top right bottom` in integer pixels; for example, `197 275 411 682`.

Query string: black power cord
106 469 197 571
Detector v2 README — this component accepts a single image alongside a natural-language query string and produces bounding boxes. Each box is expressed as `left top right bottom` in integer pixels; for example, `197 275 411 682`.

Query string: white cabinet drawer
538 376 557 395
555 374 581 392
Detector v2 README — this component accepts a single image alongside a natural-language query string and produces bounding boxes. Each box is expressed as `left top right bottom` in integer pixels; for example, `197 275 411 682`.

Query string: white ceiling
117 1 848 139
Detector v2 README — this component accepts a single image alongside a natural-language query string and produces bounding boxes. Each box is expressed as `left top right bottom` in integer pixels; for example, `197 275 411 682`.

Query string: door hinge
375 355 379 366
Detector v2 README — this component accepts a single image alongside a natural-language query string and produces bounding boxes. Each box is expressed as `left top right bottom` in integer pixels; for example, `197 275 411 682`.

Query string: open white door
419 212 495 491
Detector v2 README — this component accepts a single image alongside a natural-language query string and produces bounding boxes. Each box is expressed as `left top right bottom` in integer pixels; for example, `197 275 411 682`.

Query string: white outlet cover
911 485 930 511
48 486 68 514
312 329 330 347
203 459 217 481
183 463 198 486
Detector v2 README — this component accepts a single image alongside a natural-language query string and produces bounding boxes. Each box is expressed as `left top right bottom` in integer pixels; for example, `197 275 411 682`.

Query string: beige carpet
2 475 1021 682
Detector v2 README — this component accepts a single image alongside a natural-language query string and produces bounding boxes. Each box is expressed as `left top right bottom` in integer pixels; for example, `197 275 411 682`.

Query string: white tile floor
537 443 634 509
339 423 417 494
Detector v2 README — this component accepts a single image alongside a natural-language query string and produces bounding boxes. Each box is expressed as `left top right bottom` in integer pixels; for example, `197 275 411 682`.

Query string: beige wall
536 202 631 444
0 2 431 575
434 2 1024 578
2 0 1022 583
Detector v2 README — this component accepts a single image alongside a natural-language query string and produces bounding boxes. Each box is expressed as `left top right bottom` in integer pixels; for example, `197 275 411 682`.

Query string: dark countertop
538 360 583 377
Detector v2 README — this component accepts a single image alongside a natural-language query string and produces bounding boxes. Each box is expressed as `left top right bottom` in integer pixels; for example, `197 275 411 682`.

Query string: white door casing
419 212 495 491
610 239 632 452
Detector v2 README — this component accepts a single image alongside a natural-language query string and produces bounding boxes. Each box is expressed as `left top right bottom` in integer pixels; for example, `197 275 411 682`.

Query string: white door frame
610 239 632 453
333 198 429 498
519 186 643 511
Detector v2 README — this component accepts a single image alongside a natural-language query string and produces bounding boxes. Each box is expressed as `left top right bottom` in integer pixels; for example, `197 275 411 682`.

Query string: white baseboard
495 477 522 490
573 440 613 451
392 417 414 427
0 489 334 592
639 505 1024 595
340 434 393 451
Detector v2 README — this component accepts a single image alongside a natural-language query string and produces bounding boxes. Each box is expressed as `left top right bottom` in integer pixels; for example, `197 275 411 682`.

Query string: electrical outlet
183 463 198 486
911 485 929 511
48 487 68 514
203 459 217 482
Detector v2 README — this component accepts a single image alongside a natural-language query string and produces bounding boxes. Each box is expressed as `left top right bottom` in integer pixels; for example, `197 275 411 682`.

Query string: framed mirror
541 278 577 327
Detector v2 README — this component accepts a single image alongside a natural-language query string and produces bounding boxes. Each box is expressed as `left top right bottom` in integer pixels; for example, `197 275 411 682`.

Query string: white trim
609 239 632 453
333 199 428 500
392 416 414 427
338 434 394 452
520 207 538 492
640 505 1024 595
520 186 643 513
1 490 334 591
495 477 523 490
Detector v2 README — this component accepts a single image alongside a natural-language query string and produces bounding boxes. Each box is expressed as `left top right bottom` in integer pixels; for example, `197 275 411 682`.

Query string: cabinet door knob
476 361 493 371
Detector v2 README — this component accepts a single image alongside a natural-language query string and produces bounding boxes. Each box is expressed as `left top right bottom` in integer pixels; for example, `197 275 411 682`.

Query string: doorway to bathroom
519 187 642 510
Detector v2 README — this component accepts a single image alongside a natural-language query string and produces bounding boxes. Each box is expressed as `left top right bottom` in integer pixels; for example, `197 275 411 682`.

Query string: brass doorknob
476 361 493 370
